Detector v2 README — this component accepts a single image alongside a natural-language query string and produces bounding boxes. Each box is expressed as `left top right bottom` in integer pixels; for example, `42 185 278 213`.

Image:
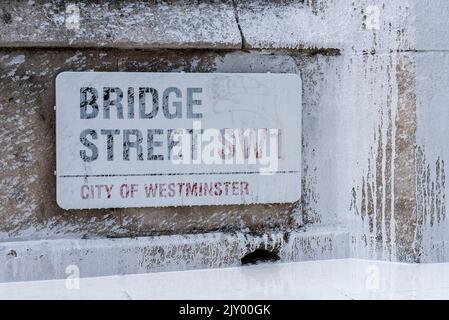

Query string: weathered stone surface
2 0 449 279
344 52 420 262
0 0 241 49
413 52 449 262
0 46 427 264
0 49 122 240
235 0 412 52
0 49 305 241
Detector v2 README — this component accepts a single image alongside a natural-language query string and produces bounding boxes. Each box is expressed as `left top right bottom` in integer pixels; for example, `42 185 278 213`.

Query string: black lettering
123 129 143 161
139 87 158 119
162 87 182 119
100 129 120 161
80 87 99 119
187 87 202 119
128 87 135 119
103 87 124 119
80 129 98 162
147 129 164 160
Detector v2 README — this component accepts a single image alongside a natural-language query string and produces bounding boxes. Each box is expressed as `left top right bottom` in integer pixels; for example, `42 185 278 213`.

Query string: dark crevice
241 248 280 265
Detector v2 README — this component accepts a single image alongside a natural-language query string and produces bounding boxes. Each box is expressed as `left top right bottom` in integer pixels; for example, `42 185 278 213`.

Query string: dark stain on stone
7 249 17 257
241 248 280 265
2 10 11 24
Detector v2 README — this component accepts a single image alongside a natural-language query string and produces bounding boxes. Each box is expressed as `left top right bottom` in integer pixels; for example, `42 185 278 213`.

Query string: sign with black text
56 72 301 209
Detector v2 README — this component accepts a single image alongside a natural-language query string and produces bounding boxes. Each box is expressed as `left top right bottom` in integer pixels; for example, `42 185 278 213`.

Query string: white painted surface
0 228 348 282
56 72 301 209
2 259 449 300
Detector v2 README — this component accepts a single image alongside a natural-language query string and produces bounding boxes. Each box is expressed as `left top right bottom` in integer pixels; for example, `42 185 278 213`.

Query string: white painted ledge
0 228 349 282
2 259 449 299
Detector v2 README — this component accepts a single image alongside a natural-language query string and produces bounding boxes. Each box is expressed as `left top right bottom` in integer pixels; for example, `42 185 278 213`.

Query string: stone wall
1 0 449 281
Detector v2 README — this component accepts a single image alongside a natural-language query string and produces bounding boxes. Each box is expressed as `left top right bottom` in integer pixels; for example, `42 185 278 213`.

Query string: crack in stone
232 0 246 49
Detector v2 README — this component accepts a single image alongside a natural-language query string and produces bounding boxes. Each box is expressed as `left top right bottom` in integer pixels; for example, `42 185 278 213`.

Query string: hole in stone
241 249 280 265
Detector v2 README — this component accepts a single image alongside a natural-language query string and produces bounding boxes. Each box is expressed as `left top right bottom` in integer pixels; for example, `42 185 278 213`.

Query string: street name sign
56 72 301 209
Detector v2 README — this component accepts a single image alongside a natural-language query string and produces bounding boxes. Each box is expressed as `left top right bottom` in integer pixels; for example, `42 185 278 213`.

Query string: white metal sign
56 72 301 209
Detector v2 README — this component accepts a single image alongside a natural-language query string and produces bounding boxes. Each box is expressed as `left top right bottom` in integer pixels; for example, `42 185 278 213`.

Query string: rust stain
393 55 417 261
351 55 419 262
383 68 393 251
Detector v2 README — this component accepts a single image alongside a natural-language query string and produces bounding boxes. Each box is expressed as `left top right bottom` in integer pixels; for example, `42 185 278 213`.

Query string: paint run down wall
0 0 448 280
